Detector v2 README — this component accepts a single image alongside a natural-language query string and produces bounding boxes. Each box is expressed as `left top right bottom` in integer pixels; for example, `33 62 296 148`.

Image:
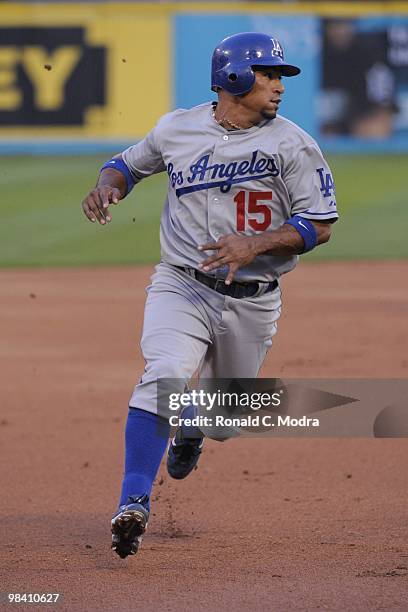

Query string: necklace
212 107 246 131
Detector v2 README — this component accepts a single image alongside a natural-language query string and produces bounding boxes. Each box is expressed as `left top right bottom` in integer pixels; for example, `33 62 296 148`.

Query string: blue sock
119 408 170 509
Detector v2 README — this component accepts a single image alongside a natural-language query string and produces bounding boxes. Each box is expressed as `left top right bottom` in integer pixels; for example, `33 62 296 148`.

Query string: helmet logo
271 38 284 60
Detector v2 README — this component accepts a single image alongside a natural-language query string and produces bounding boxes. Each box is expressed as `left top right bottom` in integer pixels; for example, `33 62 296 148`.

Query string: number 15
234 190 272 232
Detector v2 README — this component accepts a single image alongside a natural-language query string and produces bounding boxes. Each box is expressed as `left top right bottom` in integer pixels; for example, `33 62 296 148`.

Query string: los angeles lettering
188 151 280 184
167 150 280 192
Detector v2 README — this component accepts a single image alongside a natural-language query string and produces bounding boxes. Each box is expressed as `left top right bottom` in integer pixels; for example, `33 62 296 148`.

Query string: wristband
100 157 136 196
284 216 318 253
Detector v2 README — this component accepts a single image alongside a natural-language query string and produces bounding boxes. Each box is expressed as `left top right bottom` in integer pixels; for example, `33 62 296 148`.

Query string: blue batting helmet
211 32 301 95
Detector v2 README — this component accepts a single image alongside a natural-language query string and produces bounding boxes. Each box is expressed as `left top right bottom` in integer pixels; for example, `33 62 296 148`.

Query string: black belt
175 266 278 299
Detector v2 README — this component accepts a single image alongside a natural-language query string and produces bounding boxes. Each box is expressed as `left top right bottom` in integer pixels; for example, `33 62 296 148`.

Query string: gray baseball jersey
122 102 338 282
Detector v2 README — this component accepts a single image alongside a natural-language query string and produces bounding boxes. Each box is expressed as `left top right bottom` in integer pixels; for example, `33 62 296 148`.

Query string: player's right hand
81 186 122 225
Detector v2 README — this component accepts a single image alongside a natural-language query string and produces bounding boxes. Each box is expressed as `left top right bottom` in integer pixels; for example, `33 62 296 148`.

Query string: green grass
1 154 406 267
1 156 165 267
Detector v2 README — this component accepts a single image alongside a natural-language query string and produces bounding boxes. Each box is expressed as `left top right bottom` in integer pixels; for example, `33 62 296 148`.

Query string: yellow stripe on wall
1 2 408 19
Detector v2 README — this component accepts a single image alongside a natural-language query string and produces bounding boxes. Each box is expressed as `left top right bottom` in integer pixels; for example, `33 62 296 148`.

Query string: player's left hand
198 234 259 285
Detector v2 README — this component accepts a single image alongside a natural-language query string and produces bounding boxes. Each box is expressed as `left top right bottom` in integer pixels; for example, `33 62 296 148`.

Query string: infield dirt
1 262 407 611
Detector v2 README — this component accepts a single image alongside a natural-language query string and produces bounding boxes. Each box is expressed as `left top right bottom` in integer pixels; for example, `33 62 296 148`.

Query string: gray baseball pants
129 262 282 417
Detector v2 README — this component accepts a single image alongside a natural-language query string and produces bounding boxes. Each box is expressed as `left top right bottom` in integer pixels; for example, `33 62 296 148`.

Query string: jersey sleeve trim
298 211 339 222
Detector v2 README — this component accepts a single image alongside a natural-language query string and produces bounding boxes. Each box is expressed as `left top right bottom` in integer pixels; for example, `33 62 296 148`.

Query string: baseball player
81 32 338 559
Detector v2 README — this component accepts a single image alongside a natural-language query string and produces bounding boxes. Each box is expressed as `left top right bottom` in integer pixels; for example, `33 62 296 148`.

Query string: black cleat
111 494 149 559
167 428 204 480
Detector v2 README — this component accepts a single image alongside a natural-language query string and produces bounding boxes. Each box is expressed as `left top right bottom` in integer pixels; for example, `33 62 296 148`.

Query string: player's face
241 68 285 119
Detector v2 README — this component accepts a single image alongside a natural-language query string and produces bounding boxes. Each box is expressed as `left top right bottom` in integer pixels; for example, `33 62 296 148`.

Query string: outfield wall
1 2 408 153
